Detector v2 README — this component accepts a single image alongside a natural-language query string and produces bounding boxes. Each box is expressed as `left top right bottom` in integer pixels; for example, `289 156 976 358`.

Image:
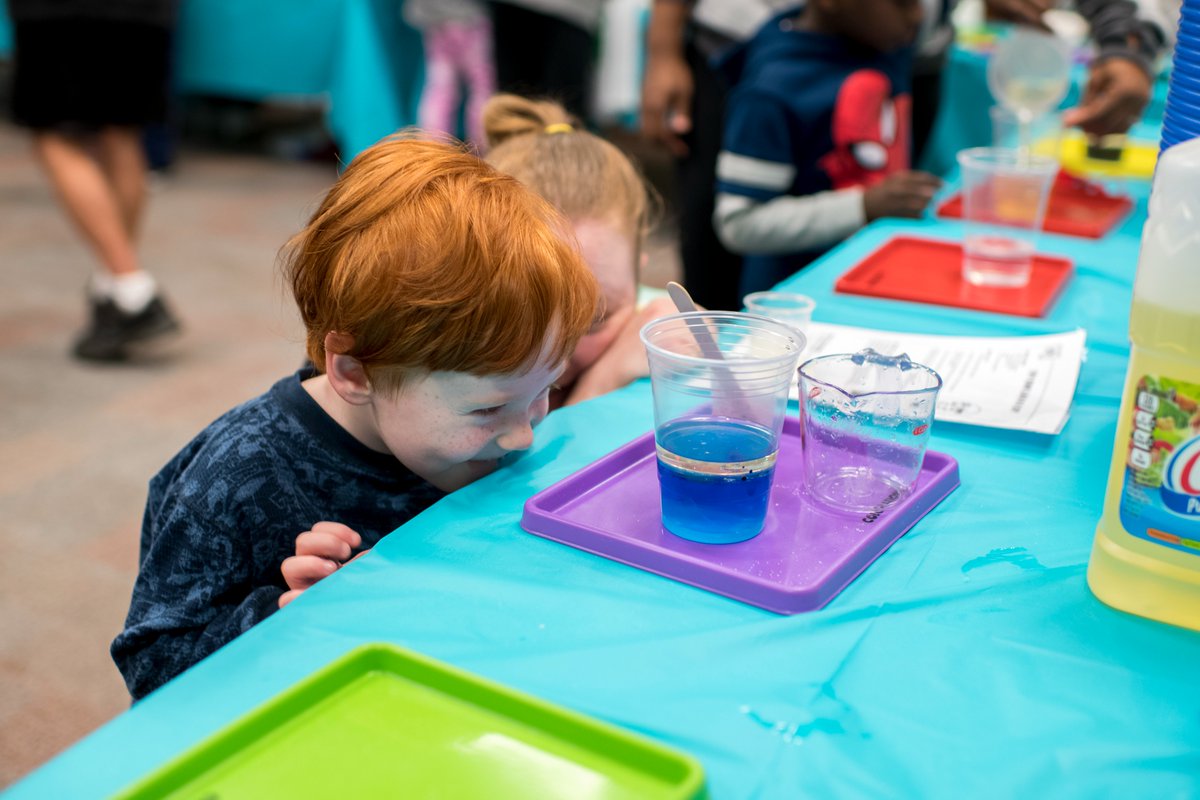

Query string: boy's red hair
283 135 599 393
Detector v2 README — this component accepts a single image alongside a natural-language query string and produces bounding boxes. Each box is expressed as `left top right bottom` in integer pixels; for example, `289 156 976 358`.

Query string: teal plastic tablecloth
8 181 1200 796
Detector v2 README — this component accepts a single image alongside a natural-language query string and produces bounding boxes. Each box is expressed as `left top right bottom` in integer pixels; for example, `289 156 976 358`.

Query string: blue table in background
7 165 1199 797
0 0 423 161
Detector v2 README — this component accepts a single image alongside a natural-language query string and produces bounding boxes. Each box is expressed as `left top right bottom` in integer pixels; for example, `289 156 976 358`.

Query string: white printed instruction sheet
793 322 1088 435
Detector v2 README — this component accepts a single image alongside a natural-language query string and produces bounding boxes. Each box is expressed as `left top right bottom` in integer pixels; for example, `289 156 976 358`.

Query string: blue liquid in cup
655 418 777 544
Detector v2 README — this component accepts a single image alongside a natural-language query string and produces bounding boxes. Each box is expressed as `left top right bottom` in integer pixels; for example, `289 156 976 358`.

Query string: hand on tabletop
640 53 694 157
863 171 943 221
279 521 365 608
1062 57 1151 136
565 297 684 406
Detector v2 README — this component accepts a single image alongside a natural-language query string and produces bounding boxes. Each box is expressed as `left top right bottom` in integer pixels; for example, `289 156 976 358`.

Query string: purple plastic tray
521 416 959 614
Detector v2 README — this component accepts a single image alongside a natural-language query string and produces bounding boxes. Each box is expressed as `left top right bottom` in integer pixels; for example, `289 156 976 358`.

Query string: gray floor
0 121 680 786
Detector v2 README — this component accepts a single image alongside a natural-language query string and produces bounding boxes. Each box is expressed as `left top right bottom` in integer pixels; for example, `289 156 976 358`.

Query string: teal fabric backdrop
0 0 424 162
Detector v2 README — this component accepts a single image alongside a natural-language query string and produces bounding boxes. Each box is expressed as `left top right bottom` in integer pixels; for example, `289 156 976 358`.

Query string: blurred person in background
6 0 182 362
404 0 496 150
713 0 942 299
642 0 1165 312
641 0 792 313
640 0 948 312
1135 0 1181 51
489 0 605 122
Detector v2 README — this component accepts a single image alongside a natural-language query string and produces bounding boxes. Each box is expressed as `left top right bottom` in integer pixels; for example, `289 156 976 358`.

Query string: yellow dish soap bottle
1088 138 1200 631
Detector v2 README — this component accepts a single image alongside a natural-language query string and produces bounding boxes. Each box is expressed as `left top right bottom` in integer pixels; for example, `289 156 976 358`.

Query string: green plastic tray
116 643 707 799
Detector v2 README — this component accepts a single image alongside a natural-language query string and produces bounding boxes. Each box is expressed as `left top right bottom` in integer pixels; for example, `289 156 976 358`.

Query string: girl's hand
565 297 681 406
279 521 364 608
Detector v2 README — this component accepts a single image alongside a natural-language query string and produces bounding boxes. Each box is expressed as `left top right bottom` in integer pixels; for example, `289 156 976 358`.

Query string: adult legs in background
13 16 180 362
33 128 179 361
491 3 595 122
34 130 142 277
490 3 535 100
97 126 150 240
678 39 743 311
417 24 464 140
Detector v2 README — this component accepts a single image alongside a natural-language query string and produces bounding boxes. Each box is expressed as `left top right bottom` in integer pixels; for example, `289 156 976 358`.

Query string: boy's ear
326 354 373 405
324 335 372 406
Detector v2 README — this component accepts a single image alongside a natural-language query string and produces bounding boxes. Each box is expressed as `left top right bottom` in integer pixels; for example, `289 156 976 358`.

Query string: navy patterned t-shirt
111 369 444 700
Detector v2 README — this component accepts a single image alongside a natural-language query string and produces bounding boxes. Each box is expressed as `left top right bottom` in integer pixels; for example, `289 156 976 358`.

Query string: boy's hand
863 171 942 221
279 521 364 608
1062 58 1151 136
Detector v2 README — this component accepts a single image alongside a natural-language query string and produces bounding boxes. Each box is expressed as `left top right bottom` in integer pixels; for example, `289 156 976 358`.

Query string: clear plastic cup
640 312 805 544
742 291 816 335
799 349 942 514
957 146 1057 287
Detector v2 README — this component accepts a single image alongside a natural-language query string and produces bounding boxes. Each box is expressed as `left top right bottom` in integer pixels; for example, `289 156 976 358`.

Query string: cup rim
956 146 1059 174
742 290 817 315
798 352 943 399
640 311 806 368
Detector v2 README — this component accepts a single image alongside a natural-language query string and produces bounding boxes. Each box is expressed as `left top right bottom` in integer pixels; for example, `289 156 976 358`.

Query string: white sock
110 271 158 314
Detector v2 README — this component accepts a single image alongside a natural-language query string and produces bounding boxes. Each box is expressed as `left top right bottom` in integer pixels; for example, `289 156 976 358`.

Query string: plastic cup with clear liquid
957 146 1058 287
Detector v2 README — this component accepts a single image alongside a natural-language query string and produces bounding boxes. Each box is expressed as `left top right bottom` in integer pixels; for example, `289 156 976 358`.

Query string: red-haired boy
111 137 599 700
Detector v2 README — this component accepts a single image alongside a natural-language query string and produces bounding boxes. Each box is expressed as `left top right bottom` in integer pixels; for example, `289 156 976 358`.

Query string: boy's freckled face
369 354 566 492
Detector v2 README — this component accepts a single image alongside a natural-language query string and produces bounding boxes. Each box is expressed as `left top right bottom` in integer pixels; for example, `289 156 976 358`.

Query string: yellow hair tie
544 123 574 135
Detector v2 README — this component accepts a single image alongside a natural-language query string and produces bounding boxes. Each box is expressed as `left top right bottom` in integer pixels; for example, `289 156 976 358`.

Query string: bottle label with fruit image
1119 374 1200 555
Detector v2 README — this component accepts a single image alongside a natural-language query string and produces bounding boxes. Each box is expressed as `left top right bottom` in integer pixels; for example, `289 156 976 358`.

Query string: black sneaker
72 295 181 362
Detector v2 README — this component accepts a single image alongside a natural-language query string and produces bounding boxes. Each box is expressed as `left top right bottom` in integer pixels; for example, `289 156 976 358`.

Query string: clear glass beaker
799 349 942 514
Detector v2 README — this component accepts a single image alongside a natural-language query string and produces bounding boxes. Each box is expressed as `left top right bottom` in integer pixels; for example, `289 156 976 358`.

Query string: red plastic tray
937 172 1133 239
834 236 1073 318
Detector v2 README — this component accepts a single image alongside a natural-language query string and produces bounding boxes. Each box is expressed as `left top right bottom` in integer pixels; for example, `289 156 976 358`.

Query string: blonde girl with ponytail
483 93 680 407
